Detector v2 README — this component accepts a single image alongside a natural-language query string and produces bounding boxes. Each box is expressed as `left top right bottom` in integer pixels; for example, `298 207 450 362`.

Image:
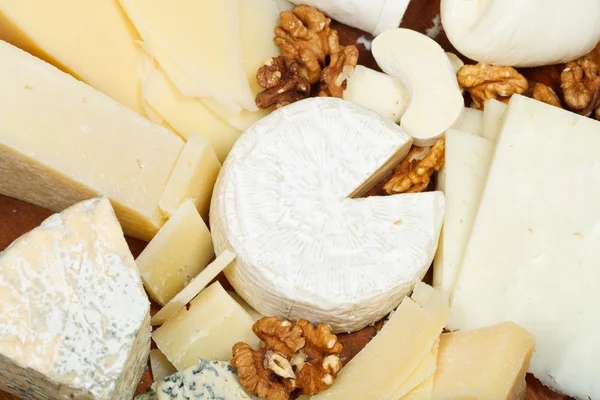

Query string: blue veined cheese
0 197 151 400
137 359 258 400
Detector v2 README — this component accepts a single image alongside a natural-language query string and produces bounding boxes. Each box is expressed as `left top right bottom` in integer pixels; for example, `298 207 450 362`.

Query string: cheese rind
431 322 535 400
151 251 237 326
0 198 150 400
153 282 259 370
312 283 448 400
211 97 445 333
137 200 214 306
449 95 600 399
0 0 144 114
159 134 221 222
0 40 183 241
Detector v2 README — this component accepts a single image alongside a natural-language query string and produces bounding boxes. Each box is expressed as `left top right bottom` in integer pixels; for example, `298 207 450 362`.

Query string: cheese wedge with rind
151 251 237 326
0 40 183 241
311 282 448 399
449 95 600 399
137 200 214 306
212 97 445 333
0 0 144 114
0 198 150 400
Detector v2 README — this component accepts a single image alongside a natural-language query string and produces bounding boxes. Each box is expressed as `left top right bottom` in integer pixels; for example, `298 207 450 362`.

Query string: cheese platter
1 0 599 399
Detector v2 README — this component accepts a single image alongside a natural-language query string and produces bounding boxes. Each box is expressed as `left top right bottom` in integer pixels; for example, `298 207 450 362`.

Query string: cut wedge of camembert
0 197 151 400
211 98 445 333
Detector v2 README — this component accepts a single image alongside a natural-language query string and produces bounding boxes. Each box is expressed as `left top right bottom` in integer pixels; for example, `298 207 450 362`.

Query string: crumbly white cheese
0 197 150 400
137 359 258 400
211 98 444 333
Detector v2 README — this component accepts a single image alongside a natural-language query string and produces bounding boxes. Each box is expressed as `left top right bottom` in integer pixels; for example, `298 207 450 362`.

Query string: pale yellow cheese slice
0 40 183 241
431 322 535 400
152 282 259 370
159 134 221 222
0 0 144 114
402 376 434 400
149 349 176 382
311 282 448 400
151 251 237 326
390 339 439 400
136 200 214 306
227 291 263 322
119 0 255 113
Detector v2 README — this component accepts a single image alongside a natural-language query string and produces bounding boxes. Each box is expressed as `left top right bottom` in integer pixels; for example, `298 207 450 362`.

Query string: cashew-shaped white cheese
441 0 600 67
210 98 445 333
372 28 464 146
289 0 410 36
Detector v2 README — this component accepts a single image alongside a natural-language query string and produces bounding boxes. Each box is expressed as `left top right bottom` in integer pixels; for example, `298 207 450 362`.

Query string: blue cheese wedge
138 359 258 400
0 197 151 400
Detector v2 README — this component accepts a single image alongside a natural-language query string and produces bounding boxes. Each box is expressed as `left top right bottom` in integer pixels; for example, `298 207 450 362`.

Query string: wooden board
0 0 574 399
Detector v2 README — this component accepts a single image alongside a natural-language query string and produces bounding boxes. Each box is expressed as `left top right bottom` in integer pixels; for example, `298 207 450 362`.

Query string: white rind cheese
137 359 258 400
211 98 444 333
0 198 150 400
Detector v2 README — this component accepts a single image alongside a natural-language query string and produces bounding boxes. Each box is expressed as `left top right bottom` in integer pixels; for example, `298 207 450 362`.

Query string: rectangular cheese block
0 198 150 400
343 65 410 123
0 0 144 114
151 251 237 325
119 0 256 114
137 359 259 400
449 95 600 399
150 349 177 383
159 134 221 221
481 98 507 142
389 339 439 400
153 282 259 370
431 322 535 400
227 290 263 322
0 40 184 241
312 282 448 400
140 52 242 162
137 200 214 306
450 108 483 137
433 130 494 293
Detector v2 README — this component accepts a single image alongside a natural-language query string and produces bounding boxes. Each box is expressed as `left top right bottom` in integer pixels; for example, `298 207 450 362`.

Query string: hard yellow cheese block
151 251 237 326
312 282 448 400
153 282 259 371
136 200 214 306
0 0 144 114
0 40 183 241
159 134 221 221
431 322 535 400
119 0 255 114
149 349 177 382
391 339 439 400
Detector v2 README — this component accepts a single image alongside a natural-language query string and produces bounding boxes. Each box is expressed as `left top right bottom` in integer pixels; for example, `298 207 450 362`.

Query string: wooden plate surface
0 0 573 398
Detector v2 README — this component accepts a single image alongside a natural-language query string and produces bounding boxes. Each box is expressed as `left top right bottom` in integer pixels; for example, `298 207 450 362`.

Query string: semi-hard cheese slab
137 359 258 400
0 40 184 241
0 197 151 400
450 95 600 399
0 0 144 114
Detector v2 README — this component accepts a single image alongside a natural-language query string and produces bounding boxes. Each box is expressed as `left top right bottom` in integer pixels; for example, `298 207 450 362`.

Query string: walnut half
232 317 343 399
457 64 528 109
561 56 600 117
255 56 311 110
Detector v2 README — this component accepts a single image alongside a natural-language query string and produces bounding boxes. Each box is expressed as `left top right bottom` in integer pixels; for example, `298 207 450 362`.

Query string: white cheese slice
0 40 184 241
311 282 448 400
0 198 150 400
433 130 494 294
136 200 214 306
153 282 259 370
441 0 600 67
449 95 600 399
151 251 237 326
138 359 259 400
211 97 444 333
159 134 221 222
481 98 507 142
450 108 483 137
119 0 256 113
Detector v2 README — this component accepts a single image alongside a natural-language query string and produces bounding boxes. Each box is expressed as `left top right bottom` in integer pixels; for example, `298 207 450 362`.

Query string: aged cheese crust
0 198 150 400
211 98 444 333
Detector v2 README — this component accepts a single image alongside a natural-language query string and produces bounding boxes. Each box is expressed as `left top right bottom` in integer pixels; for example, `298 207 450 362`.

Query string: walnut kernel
532 83 562 108
256 56 311 110
457 64 528 109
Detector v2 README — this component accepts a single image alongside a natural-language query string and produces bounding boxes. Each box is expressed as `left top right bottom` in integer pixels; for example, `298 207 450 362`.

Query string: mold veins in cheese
210 98 445 333
0 197 151 400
